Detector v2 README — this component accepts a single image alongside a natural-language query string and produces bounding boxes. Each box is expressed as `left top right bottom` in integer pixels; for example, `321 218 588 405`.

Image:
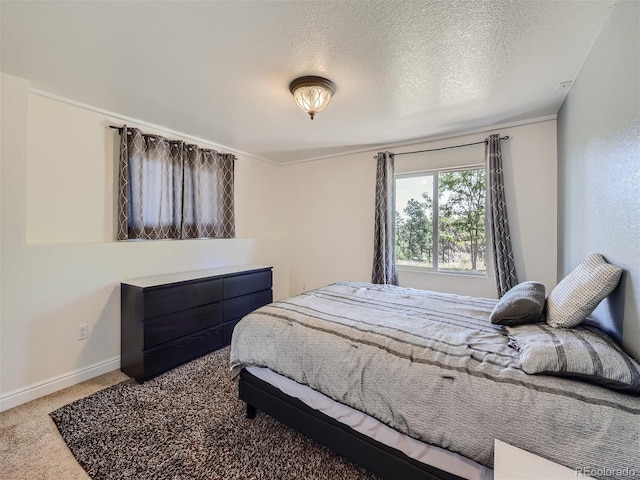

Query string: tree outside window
395 167 486 275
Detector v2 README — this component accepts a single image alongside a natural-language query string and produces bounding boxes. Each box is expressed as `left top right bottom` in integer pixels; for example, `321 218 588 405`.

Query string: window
394 166 487 275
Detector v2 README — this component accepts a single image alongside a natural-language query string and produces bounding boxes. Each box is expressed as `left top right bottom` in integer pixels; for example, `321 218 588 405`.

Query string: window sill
396 265 489 279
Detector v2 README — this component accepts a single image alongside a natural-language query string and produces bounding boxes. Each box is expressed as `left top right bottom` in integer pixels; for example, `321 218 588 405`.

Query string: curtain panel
372 151 398 285
117 126 235 240
486 134 518 296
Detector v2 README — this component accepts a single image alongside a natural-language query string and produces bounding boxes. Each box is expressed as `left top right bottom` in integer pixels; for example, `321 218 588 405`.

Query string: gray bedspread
230 281 640 479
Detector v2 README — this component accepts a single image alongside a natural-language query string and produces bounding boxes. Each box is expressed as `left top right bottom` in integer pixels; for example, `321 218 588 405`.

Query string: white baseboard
0 356 121 412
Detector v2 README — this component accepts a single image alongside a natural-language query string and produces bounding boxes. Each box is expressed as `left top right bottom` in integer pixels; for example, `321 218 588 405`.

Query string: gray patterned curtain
486 134 517 297
372 151 398 285
182 147 235 239
117 126 235 240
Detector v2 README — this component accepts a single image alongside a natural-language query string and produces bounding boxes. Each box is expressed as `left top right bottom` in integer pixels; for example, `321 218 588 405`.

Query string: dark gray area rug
50 347 377 480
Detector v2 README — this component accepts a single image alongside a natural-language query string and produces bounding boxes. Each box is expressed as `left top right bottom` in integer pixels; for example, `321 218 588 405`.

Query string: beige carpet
0 370 128 480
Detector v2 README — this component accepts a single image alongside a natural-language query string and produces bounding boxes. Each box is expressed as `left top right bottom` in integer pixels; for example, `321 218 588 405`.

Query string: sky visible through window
395 175 433 217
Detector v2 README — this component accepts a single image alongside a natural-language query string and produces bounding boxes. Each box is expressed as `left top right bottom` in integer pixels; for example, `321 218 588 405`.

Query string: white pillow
546 254 622 328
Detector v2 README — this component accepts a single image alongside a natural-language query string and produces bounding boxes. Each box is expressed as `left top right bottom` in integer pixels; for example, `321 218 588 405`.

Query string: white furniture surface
494 439 594 479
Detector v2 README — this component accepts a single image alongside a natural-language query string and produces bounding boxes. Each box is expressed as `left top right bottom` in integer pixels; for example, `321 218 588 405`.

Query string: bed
230 280 640 480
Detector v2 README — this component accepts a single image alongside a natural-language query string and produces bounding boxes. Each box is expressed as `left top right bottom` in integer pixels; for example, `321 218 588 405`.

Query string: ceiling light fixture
289 76 336 120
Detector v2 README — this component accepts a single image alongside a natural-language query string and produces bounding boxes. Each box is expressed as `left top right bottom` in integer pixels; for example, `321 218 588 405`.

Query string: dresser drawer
223 270 272 299
144 302 223 349
144 278 222 318
142 325 224 380
223 289 272 321
223 317 243 345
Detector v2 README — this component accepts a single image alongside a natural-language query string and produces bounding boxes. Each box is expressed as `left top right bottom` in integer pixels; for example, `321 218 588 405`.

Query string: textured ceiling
1 1 615 164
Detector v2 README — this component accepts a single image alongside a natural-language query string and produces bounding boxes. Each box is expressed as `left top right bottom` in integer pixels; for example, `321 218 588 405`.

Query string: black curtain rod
111 125 509 155
383 135 509 158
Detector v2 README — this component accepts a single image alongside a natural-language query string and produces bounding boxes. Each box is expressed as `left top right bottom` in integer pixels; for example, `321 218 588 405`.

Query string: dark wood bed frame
239 369 466 480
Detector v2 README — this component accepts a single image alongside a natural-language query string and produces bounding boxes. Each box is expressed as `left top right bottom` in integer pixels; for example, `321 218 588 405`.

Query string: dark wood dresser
120 265 272 382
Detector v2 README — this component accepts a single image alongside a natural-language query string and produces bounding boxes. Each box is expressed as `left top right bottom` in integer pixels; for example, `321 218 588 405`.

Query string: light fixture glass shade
289 76 336 120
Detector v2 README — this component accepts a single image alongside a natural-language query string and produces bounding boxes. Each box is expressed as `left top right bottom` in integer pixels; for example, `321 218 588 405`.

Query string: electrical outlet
77 324 88 341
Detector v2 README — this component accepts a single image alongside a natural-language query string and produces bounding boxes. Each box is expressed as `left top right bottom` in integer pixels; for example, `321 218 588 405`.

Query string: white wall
284 151 378 294
284 120 558 299
0 74 289 410
557 0 640 361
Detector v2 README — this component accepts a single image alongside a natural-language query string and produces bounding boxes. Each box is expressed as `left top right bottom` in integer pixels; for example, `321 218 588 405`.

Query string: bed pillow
506 323 640 394
490 281 546 326
546 253 622 328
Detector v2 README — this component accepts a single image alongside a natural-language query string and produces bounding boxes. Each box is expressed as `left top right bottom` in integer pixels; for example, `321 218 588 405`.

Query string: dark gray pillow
490 281 546 326
506 323 640 394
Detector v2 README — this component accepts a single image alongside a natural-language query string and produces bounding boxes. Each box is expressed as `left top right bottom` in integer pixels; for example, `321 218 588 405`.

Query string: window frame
394 163 488 276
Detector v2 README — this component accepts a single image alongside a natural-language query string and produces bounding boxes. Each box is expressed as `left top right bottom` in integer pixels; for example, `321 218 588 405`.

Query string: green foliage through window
395 167 486 275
